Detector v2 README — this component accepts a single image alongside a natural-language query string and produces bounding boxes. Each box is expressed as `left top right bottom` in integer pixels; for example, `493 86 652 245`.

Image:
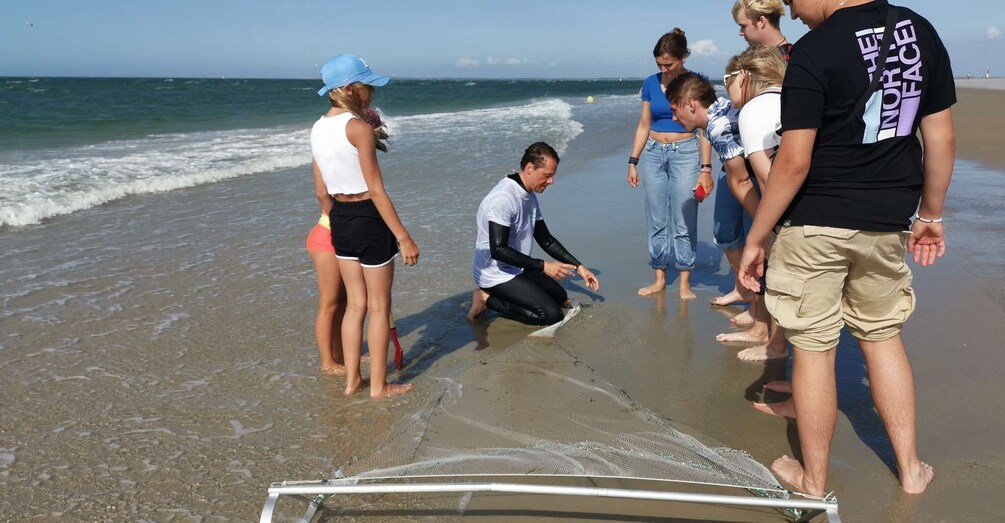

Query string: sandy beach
953 82 1005 170
2 84 1004 522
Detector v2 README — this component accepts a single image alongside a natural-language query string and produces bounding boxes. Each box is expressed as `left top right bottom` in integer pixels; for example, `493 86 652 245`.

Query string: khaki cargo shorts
765 226 916 351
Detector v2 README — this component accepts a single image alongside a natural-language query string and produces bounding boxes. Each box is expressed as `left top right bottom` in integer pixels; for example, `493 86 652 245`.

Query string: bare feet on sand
638 281 666 296
467 289 489 321
771 455 823 496
679 287 696 300
710 288 752 307
344 378 370 396
753 399 795 418
753 381 794 418
764 380 791 393
730 310 754 327
370 382 414 399
899 460 935 494
716 329 768 344
321 364 347 376
737 344 788 362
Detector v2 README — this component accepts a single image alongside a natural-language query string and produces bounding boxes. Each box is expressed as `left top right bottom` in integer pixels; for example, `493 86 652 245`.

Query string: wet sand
2 87 1004 522
954 83 1005 170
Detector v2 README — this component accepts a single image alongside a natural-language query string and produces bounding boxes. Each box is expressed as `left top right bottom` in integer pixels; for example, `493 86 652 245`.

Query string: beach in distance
1 77 1004 522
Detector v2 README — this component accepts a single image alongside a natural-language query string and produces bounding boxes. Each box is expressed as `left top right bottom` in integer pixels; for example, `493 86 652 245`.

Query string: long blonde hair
731 0 786 29
725 45 787 106
327 83 390 152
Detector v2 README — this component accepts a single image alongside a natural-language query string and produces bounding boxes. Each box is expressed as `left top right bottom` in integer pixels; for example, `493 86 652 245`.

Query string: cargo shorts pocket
764 270 809 331
801 225 858 240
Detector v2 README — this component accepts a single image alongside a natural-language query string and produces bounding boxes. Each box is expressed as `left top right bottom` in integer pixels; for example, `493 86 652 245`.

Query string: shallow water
2 87 1005 521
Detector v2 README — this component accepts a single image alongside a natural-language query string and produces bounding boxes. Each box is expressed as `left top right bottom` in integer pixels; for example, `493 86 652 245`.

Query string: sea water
0 76 644 519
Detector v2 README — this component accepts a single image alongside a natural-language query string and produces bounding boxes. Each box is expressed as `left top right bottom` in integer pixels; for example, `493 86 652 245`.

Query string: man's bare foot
730 310 754 327
638 281 666 296
764 380 792 393
753 399 795 419
370 382 414 399
737 344 788 362
467 289 489 321
710 289 752 307
716 329 769 344
344 378 370 396
321 364 347 376
771 455 827 497
679 287 696 300
899 460 935 494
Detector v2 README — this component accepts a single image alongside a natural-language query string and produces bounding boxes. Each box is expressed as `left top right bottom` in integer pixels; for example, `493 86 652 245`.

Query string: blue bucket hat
317 54 390 96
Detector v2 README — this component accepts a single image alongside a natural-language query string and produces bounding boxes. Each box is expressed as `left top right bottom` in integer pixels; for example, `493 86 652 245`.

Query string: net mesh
329 316 785 501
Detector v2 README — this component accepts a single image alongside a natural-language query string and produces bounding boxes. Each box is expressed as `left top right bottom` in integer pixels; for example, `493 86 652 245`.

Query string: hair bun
672 27 685 36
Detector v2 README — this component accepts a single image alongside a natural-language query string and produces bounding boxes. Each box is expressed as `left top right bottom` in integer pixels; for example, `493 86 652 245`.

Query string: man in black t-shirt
738 0 955 498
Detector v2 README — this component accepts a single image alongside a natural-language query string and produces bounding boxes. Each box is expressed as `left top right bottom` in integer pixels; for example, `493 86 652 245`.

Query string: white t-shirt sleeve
738 94 782 157
481 191 517 227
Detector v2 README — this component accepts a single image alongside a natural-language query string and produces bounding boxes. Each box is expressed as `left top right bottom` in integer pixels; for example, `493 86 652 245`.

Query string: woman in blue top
627 28 713 300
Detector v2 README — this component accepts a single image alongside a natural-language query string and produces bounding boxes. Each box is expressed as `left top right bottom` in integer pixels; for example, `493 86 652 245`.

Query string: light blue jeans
639 135 700 271
712 169 755 250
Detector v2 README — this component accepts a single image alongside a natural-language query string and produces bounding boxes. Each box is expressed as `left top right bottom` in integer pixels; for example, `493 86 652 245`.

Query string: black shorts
330 199 399 268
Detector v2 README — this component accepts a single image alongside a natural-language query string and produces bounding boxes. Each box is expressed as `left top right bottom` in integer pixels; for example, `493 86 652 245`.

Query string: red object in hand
694 185 708 203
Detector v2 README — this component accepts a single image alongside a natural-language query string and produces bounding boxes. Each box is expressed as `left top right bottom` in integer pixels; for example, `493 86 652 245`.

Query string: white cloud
456 58 480 68
485 57 532 66
988 27 1003 40
691 38 715 55
691 39 719 56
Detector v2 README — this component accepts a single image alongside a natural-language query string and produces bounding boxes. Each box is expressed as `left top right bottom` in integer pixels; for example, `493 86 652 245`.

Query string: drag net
328 314 785 501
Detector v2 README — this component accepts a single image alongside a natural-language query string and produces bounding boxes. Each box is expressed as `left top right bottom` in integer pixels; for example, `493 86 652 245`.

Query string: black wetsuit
484 173 582 326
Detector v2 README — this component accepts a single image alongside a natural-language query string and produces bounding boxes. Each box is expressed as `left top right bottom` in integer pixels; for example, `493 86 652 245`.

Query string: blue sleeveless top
641 73 688 133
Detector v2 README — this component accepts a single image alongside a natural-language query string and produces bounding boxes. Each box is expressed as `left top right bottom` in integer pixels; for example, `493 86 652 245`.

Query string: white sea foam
0 98 583 227
387 98 584 154
0 127 311 227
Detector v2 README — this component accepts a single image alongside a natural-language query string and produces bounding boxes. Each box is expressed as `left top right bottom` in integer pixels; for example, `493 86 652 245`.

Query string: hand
627 165 639 188
738 242 766 293
577 265 600 292
544 261 577 281
399 237 419 266
695 170 714 194
907 221 945 267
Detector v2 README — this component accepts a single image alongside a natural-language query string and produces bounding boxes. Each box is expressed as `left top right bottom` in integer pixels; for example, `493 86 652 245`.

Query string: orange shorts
306 218 334 253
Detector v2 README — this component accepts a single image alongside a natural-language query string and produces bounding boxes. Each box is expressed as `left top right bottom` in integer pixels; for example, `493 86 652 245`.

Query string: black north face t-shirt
779 0 956 231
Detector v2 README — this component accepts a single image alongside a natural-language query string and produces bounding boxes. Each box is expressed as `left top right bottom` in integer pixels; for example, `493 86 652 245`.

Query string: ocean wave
0 97 584 227
0 127 311 227
387 98 584 154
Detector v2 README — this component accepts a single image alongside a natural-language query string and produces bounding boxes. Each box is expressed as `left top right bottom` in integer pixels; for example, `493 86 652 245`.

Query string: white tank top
310 112 369 195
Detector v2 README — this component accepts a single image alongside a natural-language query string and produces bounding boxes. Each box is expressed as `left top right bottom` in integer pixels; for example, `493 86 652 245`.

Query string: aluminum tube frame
260 481 840 523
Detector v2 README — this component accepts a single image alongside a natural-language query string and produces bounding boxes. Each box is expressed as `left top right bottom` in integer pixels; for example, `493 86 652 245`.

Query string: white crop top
310 112 369 195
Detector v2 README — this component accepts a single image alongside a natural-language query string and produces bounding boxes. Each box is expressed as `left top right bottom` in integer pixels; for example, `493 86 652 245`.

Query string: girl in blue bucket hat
310 53 417 398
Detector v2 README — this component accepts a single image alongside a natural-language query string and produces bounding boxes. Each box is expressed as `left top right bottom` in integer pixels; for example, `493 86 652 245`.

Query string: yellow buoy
586 96 595 104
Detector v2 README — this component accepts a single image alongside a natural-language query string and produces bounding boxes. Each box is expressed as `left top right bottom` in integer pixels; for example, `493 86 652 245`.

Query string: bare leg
337 258 369 395
309 251 346 375
467 288 489 321
736 302 788 359
859 335 934 494
770 347 837 497
711 247 754 306
678 269 696 300
638 268 667 296
362 261 413 399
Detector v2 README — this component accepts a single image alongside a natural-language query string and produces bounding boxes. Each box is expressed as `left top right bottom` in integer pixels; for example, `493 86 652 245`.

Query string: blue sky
2 1 1002 79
